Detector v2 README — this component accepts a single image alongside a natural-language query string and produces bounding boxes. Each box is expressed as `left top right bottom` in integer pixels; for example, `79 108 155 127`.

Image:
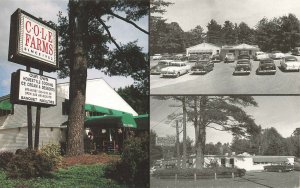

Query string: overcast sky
160 0 300 32
0 0 148 96
150 96 300 144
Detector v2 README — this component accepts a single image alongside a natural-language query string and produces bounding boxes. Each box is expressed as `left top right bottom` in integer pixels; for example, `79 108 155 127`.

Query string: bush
40 143 62 169
152 167 246 179
6 149 54 179
105 133 149 188
0 152 14 170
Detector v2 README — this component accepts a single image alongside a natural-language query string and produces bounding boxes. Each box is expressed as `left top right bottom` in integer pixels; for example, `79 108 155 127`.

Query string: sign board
10 70 57 107
156 136 176 146
8 9 58 72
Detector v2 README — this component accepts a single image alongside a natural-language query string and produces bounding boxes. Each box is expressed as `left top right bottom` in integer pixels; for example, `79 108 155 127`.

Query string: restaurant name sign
8 9 58 72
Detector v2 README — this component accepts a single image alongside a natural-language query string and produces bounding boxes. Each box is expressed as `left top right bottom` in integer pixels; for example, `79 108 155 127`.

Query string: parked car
188 54 199 62
291 47 300 56
270 51 285 59
256 58 276 75
233 60 251 75
152 54 162 60
150 60 173 75
161 61 191 77
254 51 269 61
191 60 214 74
211 54 221 63
224 53 235 63
264 163 294 172
237 54 251 60
280 55 300 71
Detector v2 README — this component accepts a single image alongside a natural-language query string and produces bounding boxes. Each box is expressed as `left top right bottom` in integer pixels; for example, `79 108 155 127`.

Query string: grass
0 164 127 188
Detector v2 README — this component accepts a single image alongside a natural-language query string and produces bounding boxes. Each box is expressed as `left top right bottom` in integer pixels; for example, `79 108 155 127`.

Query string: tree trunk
182 97 187 169
66 0 88 156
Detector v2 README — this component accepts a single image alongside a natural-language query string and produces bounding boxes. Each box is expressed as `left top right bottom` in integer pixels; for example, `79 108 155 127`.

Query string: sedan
161 61 191 78
211 54 221 63
280 55 300 72
188 54 199 62
150 60 173 75
191 60 214 74
233 60 251 75
264 163 294 172
270 51 285 59
224 53 235 63
256 58 276 75
152 54 162 60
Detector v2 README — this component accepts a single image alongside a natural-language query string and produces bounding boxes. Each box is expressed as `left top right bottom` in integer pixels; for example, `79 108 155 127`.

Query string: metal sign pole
26 66 33 149
34 70 43 150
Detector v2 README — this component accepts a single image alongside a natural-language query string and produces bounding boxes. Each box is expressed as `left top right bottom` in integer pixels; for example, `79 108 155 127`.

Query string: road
150 171 300 188
150 55 300 95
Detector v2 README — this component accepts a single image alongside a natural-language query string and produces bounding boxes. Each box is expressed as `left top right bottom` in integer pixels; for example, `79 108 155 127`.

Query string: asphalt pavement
150 55 300 95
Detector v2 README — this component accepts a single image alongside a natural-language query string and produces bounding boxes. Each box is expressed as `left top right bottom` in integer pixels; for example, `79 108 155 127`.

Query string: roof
57 78 138 116
222 43 259 50
187 42 221 51
252 156 291 163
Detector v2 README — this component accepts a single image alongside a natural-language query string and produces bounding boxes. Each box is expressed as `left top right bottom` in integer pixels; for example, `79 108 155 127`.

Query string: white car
280 56 300 71
152 54 162 60
270 51 285 59
254 51 269 60
161 61 191 77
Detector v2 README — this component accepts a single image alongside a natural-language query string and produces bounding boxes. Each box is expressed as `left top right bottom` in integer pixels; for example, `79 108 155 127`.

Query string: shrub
152 167 246 179
40 143 62 169
105 133 149 188
6 149 54 179
0 152 14 170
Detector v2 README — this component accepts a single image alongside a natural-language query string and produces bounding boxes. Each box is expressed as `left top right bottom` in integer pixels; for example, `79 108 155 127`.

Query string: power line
151 107 181 129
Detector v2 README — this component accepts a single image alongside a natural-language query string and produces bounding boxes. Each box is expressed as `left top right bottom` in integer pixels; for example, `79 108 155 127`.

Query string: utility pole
176 120 180 167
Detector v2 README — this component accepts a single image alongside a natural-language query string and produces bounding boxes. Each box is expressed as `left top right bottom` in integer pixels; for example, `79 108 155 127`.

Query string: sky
0 0 148 96
159 0 300 32
150 96 300 144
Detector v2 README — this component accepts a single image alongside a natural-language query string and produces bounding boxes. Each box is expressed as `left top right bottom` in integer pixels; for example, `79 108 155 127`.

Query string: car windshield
237 61 249 64
226 53 234 57
272 51 281 53
196 61 209 65
260 61 273 65
158 61 168 65
285 57 297 62
171 63 183 67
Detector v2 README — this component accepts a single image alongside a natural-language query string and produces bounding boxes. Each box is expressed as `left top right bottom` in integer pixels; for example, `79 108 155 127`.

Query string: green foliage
6 149 53 179
0 164 126 188
105 135 149 187
152 167 246 178
40 144 63 169
0 151 14 170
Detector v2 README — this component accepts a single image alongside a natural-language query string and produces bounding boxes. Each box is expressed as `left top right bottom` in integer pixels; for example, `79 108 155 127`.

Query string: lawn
0 153 128 188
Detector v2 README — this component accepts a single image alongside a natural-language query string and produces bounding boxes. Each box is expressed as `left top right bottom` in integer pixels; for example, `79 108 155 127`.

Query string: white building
186 42 221 56
0 79 146 152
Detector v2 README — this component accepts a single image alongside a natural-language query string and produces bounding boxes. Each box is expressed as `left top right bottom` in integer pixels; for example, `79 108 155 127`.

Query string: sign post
8 8 58 150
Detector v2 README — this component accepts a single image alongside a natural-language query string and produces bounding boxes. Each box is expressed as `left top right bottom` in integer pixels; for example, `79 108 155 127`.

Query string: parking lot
150 171 300 188
150 55 300 94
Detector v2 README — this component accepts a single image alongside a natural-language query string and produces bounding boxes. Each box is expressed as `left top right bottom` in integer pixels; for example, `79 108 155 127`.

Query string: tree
59 0 149 156
184 25 205 48
279 14 300 52
260 127 286 155
237 22 255 44
187 96 259 169
206 19 222 45
221 21 235 45
117 85 149 114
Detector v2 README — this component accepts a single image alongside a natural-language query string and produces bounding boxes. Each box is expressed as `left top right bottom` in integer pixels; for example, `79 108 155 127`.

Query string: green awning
85 114 137 128
84 104 130 116
134 114 149 130
0 99 12 111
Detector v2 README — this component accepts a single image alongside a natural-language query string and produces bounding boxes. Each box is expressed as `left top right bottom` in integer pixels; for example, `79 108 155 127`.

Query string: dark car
211 54 221 63
188 54 199 62
233 60 251 75
150 60 173 74
264 163 294 172
191 60 214 74
256 58 276 75
237 54 250 60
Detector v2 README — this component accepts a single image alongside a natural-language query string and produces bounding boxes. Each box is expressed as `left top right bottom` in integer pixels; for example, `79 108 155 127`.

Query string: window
62 99 69 115
221 158 226 167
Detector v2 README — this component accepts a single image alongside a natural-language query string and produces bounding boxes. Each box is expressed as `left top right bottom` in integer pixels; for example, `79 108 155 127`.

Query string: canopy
85 114 137 128
85 104 128 116
0 95 12 111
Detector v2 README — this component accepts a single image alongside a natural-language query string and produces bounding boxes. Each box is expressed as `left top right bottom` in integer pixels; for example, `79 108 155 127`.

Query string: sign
156 136 176 146
11 70 57 107
8 9 58 72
